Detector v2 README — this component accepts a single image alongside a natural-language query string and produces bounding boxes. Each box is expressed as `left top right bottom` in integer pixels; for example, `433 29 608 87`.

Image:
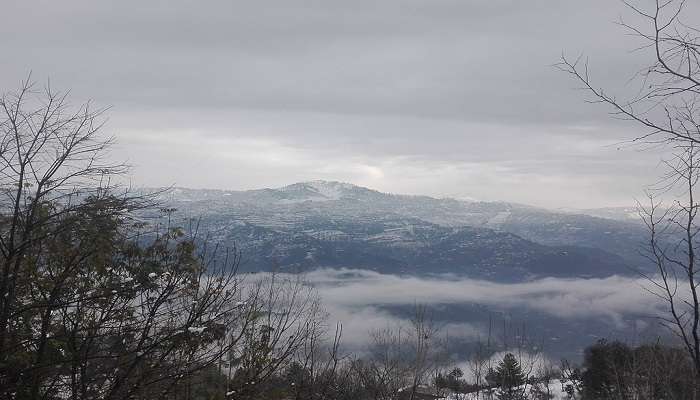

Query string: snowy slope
152 181 648 269
141 181 650 278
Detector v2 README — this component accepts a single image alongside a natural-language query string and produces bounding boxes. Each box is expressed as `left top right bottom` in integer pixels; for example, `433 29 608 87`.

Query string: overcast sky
0 0 685 208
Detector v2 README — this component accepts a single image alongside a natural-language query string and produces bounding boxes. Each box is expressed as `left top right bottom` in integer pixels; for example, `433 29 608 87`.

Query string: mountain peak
287 180 355 190
279 180 375 202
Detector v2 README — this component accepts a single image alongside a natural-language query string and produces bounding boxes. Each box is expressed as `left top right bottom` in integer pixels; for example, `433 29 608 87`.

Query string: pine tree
494 353 526 400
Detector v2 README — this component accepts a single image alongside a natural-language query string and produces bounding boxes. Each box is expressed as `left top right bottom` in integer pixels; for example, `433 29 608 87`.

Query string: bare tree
636 145 700 377
288 321 347 400
558 0 699 147
558 0 700 378
530 359 558 400
0 76 125 360
0 78 324 400
364 325 409 400
468 336 491 399
223 271 325 400
358 305 443 400
0 77 139 398
405 305 440 400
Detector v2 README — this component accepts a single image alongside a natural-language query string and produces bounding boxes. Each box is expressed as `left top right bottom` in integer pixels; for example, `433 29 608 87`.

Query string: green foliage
580 339 699 400
494 353 526 400
0 193 239 399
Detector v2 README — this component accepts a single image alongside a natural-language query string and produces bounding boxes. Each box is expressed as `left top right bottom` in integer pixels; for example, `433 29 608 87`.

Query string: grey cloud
0 0 688 207
0 0 652 120
109 107 662 207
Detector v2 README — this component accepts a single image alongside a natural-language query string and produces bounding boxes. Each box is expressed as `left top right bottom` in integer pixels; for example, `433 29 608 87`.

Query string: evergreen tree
494 353 526 400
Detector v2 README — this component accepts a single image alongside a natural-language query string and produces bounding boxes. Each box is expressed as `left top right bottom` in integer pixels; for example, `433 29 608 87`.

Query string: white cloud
242 269 668 352
304 269 661 321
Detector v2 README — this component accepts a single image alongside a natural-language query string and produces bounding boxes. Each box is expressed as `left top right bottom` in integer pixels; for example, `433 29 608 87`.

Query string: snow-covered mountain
149 181 650 280
142 182 664 360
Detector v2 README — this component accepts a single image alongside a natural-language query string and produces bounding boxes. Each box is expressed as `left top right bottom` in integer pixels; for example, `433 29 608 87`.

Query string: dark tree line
558 339 699 400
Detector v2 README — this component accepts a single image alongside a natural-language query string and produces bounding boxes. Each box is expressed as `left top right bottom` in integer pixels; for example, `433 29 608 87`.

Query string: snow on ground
446 383 572 399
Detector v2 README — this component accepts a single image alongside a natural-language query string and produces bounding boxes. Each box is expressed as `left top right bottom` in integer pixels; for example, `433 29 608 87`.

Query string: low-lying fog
249 269 669 362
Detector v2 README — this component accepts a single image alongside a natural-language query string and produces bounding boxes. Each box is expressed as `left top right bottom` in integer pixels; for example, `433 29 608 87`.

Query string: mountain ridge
142 181 652 280
158 180 636 221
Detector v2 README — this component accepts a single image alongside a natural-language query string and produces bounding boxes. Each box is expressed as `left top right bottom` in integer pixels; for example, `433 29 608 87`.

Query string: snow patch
305 180 353 200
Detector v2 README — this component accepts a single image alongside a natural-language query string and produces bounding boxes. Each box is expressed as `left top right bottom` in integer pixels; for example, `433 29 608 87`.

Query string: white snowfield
444 383 572 400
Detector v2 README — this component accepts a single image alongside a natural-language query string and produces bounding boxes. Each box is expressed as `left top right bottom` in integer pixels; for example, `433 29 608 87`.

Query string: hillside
149 181 648 280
